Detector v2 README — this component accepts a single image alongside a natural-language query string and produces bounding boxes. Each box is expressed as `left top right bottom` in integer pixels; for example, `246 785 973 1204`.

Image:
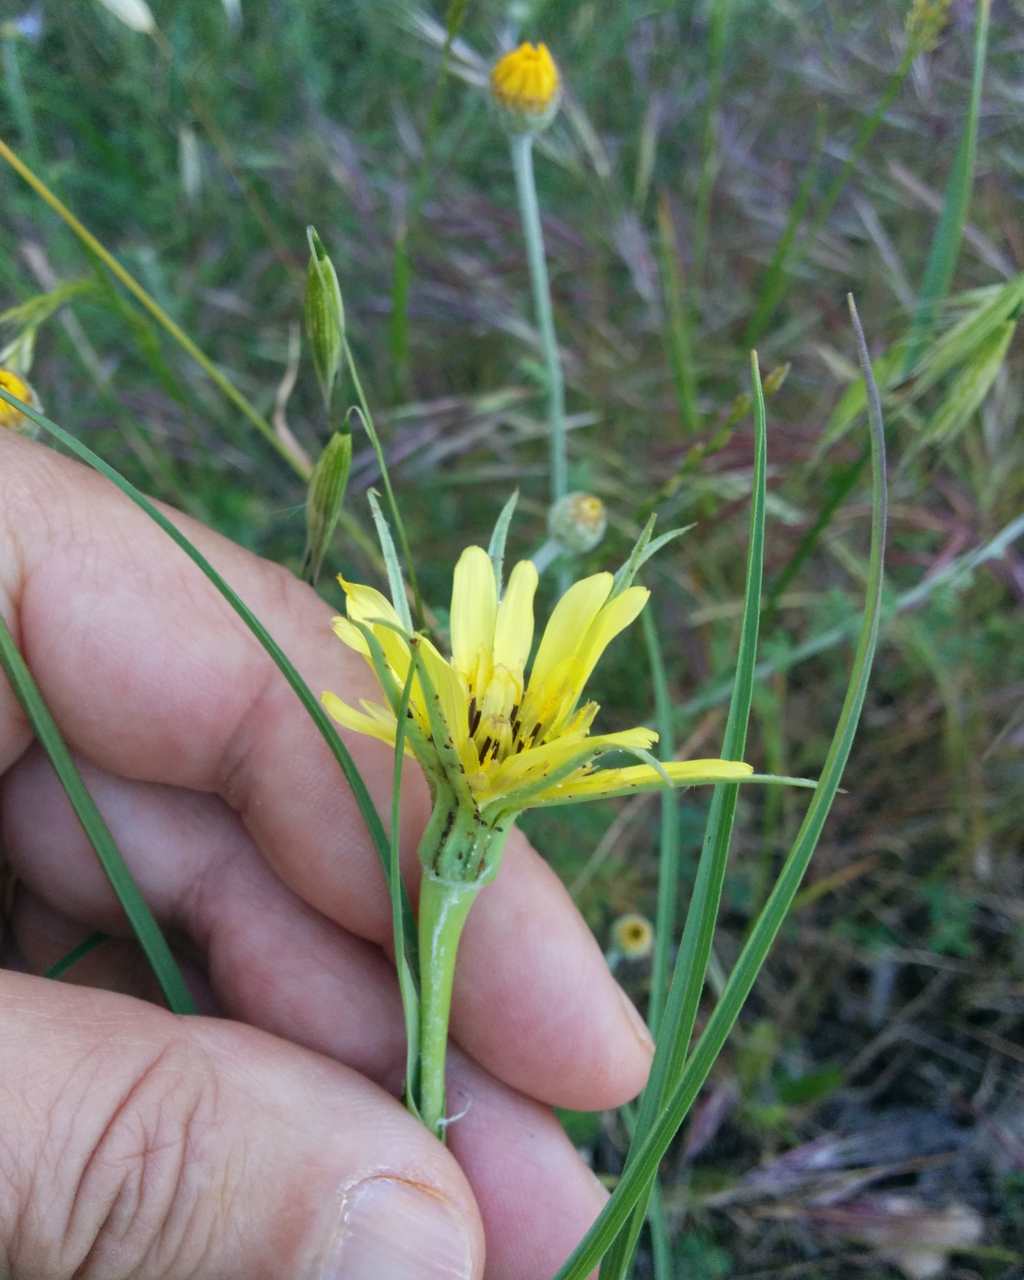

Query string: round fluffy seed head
0 368 38 433
490 42 561 133
611 913 654 960
548 491 607 554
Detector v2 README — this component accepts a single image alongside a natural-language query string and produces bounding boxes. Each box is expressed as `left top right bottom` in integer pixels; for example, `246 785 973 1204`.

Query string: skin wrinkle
64 1037 232 1280
59 1040 177 1274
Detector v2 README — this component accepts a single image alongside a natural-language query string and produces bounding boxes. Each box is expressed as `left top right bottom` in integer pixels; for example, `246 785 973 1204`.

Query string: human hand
0 433 653 1279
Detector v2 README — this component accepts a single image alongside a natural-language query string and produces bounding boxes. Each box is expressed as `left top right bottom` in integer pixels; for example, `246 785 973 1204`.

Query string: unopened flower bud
304 226 345 410
0 368 41 435
490 42 561 134
303 429 352 585
611 913 654 960
548 491 607 554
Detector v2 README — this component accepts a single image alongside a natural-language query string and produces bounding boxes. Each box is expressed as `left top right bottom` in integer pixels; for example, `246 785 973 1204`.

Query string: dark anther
479 735 493 761
468 697 481 737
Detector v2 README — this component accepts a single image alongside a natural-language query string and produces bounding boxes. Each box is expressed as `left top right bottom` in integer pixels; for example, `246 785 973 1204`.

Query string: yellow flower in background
0 368 37 432
323 546 751 824
611 913 655 960
490 42 561 132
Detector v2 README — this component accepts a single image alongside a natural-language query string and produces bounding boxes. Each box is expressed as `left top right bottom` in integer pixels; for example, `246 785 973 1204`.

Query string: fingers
6 746 649 1105
0 969 483 1279
4 751 409 1084
14 894 606 1280
444 1056 606 1280
1 434 651 1104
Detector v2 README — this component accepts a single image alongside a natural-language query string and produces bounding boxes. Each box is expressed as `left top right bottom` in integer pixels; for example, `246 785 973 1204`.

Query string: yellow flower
323 546 751 823
611 913 655 960
0 368 37 432
490 42 561 131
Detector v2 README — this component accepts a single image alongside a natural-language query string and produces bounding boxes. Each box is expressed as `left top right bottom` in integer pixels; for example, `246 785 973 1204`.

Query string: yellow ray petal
339 576 404 632
480 726 659 800
357 697 398 724
575 586 650 691
321 690 404 751
525 571 612 709
493 559 538 677
536 586 651 738
331 615 369 657
529 759 754 806
450 546 497 685
416 635 471 755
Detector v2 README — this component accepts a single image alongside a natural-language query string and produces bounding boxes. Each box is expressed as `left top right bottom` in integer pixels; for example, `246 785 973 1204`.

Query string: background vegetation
2 1 1022 1274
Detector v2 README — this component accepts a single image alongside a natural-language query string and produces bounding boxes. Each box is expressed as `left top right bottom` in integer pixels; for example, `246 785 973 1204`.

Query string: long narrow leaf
344 346 425 625
643 606 678 1039
0 615 194 1014
368 489 414 632
392 664 422 1117
557 299 886 1280
902 0 991 373
600 351 768 1280
44 930 110 981
487 489 520 594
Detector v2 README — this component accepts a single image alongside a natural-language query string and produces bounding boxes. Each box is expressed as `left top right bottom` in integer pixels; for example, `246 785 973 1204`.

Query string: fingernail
324 1176 475 1279
616 983 655 1056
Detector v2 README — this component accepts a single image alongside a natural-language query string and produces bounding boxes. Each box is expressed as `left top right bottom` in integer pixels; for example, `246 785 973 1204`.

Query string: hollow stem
510 131 568 508
417 871 482 1139
414 794 512 1139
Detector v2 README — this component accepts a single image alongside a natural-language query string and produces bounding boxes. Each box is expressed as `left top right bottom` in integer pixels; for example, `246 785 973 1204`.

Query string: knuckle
28 1035 235 1278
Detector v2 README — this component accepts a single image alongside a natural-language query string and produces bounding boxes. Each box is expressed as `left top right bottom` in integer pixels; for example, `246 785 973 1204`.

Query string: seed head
548 491 607 554
305 226 345 410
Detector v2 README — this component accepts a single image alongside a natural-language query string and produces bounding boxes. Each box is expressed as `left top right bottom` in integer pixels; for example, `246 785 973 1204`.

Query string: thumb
0 970 483 1279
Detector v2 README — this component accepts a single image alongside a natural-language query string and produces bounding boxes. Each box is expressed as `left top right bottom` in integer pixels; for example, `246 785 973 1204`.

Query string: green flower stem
417 871 482 1139
414 794 512 1139
510 132 568 508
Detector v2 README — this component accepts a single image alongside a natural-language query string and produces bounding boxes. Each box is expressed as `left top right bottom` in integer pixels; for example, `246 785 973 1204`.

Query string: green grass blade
599 351 767 1280
0 135 308 482
387 0 472 391
643 605 679 1041
692 0 732 279
746 47 915 345
44 930 110 981
656 193 698 433
765 441 869 619
558 300 886 1280
392 663 422 1117
0 615 195 1014
744 109 826 347
0 385 414 954
344 350 426 626
902 0 991 373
